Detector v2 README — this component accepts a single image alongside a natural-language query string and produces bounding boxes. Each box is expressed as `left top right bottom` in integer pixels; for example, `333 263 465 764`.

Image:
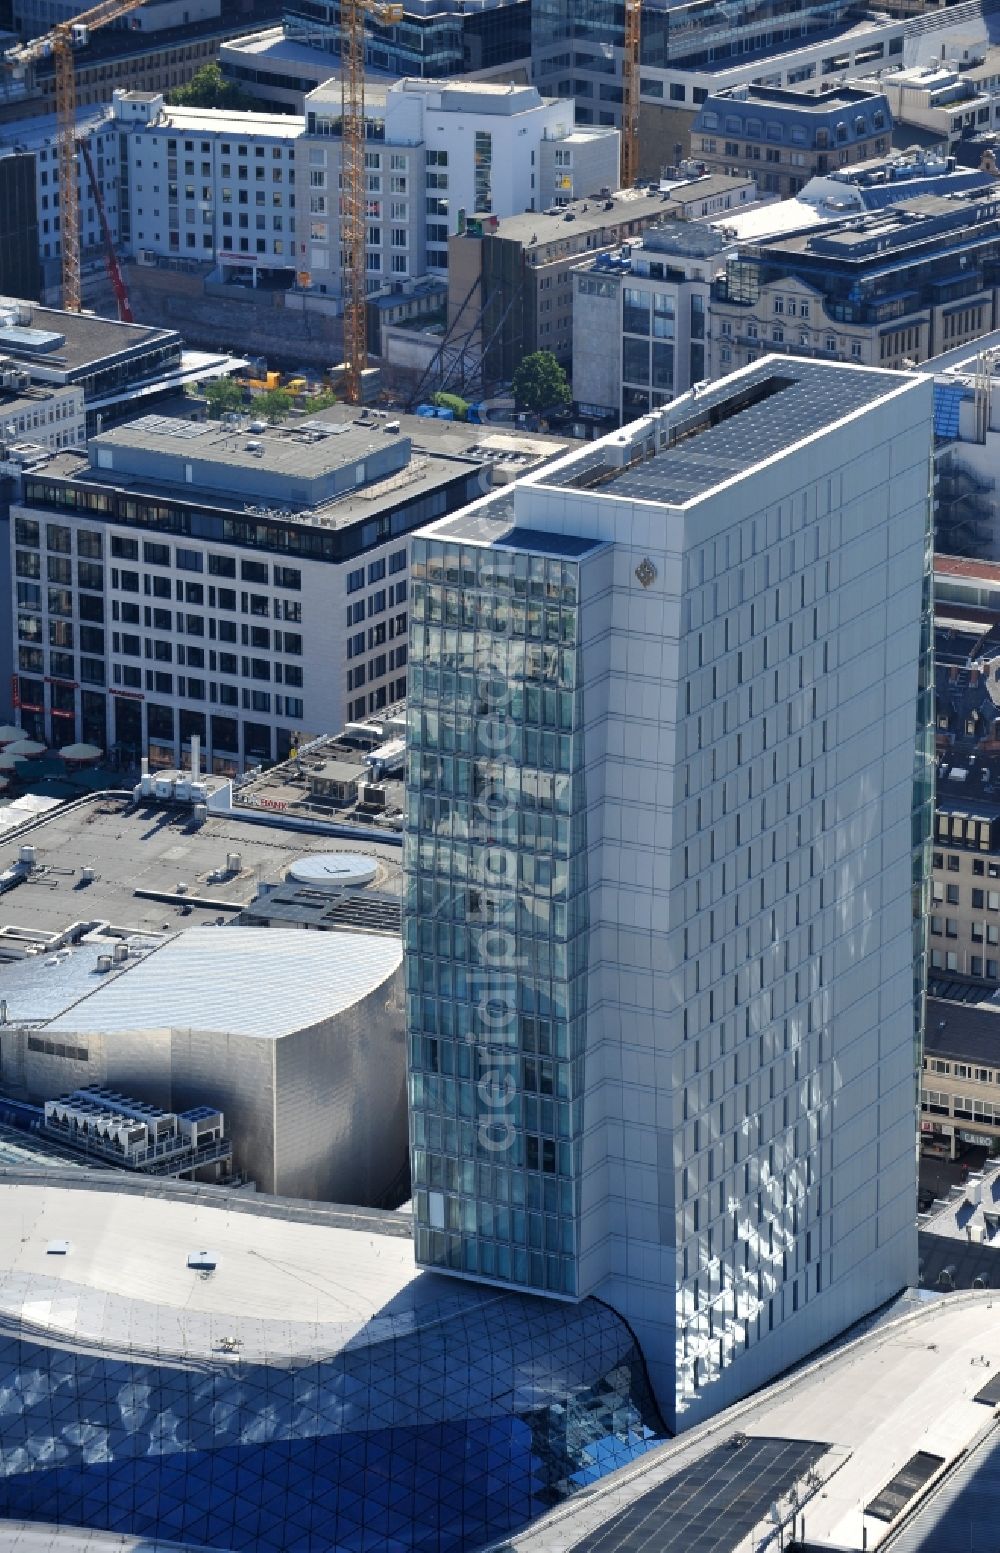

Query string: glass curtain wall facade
405 362 933 1431
406 535 601 1297
285 0 530 78
531 0 857 108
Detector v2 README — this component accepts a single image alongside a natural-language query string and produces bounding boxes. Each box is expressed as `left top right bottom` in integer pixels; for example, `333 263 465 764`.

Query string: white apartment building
404 357 932 1429
114 92 303 280
10 409 487 769
297 78 619 296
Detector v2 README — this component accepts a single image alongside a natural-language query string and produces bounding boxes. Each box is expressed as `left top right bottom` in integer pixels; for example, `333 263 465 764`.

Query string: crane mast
4 0 146 310
621 0 642 189
340 0 402 404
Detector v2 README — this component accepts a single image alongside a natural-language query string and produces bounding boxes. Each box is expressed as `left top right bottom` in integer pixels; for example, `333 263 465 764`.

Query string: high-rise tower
404 359 933 1427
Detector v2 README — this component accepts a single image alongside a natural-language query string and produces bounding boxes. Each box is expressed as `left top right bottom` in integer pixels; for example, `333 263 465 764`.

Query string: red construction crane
78 136 133 321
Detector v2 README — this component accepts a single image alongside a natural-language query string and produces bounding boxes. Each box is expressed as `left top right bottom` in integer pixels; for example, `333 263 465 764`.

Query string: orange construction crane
4 0 146 311
341 0 402 403
621 0 642 188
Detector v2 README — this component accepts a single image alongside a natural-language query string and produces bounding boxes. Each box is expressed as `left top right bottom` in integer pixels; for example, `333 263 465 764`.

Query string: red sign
110 688 145 702
11 676 19 711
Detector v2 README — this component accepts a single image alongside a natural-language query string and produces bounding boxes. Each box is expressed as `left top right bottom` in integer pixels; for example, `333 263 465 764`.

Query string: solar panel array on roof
973 1374 1000 1407
866 1452 945 1521
934 382 967 442
128 414 213 440
887 1426 1000 1553
567 1435 827 1553
540 362 909 508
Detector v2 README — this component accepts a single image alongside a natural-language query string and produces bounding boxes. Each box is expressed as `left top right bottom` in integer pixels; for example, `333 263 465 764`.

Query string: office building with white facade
297 78 619 296
9 408 486 768
403 358 933 1428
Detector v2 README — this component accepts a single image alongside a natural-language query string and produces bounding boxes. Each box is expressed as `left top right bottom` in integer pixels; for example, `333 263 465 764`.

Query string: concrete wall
120 262 345 368
638 102 697 178
571 272 621 415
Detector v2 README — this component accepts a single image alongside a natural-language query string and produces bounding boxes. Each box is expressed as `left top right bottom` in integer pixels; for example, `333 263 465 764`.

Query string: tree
168 63 257 111
202 376 245 419
511 350 571 414
255 387 293 423
302 389 337 413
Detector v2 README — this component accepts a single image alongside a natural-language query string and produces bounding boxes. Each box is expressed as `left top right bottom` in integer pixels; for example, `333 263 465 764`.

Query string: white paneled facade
405 358 933 1429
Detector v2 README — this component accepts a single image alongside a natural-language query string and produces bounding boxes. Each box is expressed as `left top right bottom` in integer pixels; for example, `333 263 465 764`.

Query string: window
176 548 203 572
209 554 236 578
623 287 650 335
347 567 365 593
273 564 301 590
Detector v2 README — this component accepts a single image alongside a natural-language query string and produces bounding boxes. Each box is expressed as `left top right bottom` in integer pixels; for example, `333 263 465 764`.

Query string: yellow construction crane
341 0 402 403
4 0 146 312
621 0 642 188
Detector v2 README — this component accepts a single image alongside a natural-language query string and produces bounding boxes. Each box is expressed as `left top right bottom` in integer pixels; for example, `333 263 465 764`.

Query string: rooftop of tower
534 359 926 508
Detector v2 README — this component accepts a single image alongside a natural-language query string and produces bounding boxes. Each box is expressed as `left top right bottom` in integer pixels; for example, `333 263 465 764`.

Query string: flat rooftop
0 1176 624 1366
144 104 303 139
924 994 1000 1066
0 103 112 159
0 299 178 376
0 791 401 941
36 435 480 532
0 380 78 421
703 81 887 111
483 187 689 248
535 359 923 509
92 411 411 482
